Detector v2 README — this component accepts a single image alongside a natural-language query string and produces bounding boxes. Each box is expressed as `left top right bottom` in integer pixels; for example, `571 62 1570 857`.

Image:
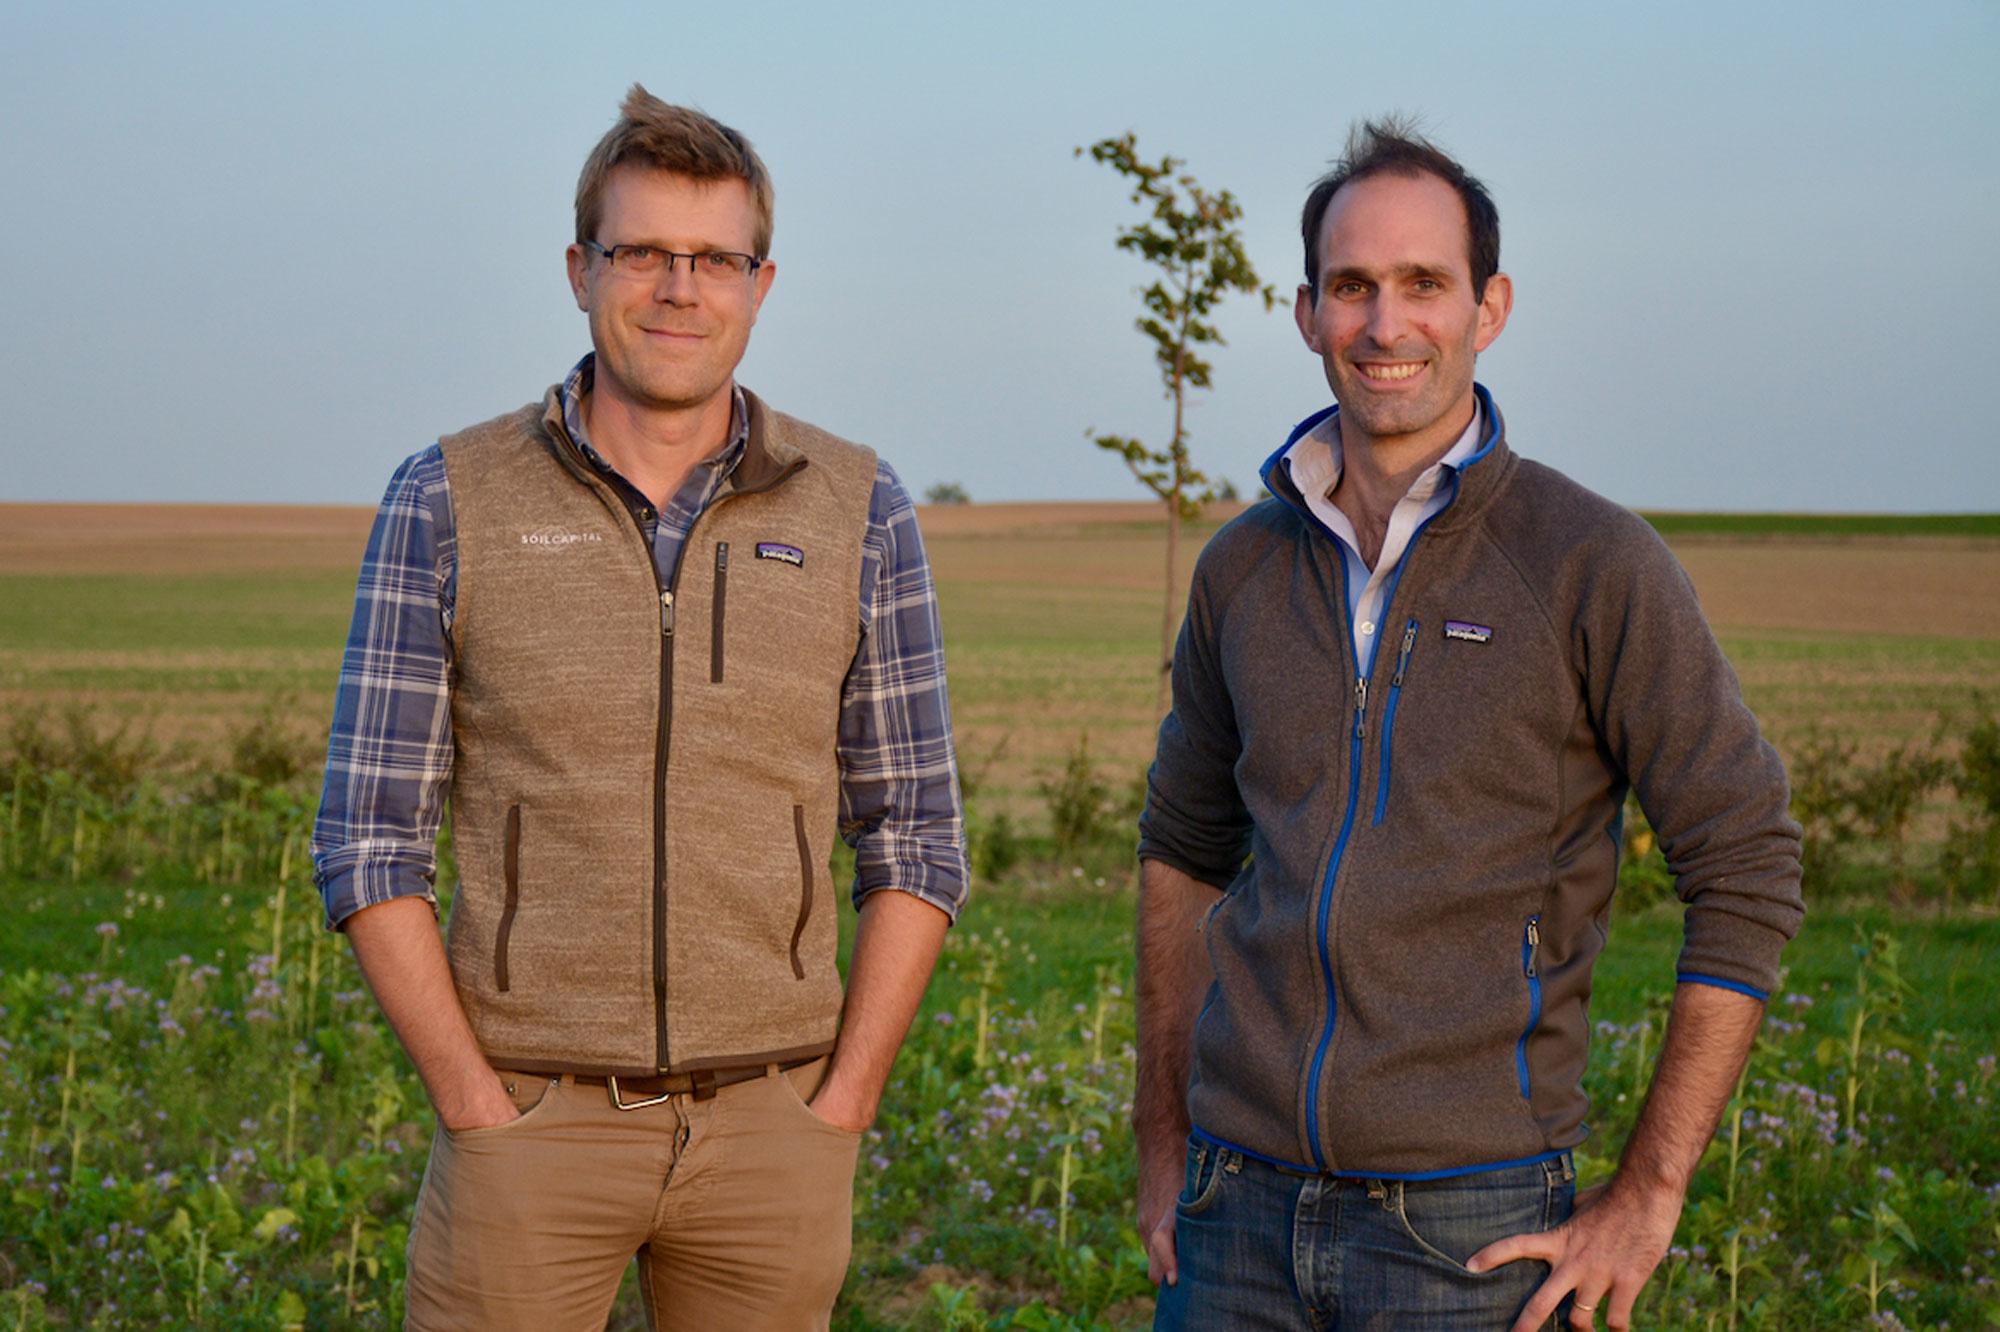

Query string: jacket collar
1259 382 1513 534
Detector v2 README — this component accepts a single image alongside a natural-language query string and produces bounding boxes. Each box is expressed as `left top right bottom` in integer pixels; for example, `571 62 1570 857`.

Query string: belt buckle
606 1075 673 1112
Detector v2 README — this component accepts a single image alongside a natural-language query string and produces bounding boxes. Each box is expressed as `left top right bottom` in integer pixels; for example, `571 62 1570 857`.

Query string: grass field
1640 512 2000 539
2 500 1998 1328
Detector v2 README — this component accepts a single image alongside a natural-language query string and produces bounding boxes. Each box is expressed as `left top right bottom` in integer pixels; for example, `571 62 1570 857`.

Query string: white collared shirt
1280 403 1484 676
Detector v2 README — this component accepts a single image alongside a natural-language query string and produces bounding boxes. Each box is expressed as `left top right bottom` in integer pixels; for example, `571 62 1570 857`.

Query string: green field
1638 512 2000 539
2 506 1998 1328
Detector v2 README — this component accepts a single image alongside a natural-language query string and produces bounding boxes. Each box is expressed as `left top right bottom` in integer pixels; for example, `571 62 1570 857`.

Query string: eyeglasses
583 241 764 283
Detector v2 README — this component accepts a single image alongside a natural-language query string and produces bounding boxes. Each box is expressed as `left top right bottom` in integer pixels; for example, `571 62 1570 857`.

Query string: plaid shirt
313 355 967 928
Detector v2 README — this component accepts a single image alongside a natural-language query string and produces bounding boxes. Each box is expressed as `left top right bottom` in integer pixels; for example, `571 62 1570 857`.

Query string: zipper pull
1353 677 1369 740
1391 621 1419 686
659 590 675 636
1525 918 1541 978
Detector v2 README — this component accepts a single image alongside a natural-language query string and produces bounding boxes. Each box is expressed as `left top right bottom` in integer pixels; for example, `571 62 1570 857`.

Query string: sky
3 1 1996 512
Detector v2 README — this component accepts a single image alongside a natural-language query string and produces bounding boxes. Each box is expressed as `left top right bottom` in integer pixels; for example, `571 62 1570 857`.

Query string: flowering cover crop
1 868 1997 1328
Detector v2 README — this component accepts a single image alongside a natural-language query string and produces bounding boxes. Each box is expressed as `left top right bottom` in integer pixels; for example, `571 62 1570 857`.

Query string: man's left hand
807 1079 875 1134
1465 1178 1681 1331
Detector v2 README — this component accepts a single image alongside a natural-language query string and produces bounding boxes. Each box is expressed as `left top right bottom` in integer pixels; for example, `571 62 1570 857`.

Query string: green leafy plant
1077 132 1278 717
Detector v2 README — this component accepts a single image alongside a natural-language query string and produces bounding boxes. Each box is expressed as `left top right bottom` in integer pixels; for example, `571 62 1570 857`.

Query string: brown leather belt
569 1056 817 1110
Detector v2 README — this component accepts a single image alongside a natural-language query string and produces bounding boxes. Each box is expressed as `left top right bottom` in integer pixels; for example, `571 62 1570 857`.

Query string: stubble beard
597 320 737 417
1331 340 1476 443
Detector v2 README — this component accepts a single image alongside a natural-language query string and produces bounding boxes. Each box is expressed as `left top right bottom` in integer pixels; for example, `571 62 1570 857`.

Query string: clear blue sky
4 0 1995 511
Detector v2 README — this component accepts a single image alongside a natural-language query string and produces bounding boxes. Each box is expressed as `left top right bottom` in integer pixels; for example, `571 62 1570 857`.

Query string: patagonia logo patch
756 542 804 567
1444 620 1493 644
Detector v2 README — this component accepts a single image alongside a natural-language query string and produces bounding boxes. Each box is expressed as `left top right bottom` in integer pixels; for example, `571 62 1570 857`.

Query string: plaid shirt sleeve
840 461 969 921
311 447 456 930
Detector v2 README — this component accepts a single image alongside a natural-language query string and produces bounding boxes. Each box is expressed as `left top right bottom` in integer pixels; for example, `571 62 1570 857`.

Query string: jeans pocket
1176 1139 1231 1216
1389 1170 1559 1277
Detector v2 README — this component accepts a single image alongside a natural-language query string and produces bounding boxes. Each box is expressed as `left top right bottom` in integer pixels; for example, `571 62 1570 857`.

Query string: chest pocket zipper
1372 619 1420 826
711 541 729 684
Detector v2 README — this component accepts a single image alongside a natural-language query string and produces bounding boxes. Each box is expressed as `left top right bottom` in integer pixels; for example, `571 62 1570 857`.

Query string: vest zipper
654 573 675 1071
1517 916 1542 1099
1371 620 1420 827
631 455 808 1074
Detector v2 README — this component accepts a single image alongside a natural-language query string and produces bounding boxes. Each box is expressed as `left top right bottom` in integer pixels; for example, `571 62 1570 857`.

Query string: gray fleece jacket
1138 387 1804 1178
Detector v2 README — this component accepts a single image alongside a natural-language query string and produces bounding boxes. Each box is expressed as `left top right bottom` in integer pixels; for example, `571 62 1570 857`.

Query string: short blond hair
574 84 774 255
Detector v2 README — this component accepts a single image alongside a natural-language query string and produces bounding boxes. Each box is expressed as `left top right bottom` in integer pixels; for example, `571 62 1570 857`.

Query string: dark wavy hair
1300 117 1499 301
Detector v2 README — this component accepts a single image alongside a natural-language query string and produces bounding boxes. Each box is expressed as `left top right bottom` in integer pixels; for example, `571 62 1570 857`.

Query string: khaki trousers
404 1056 862 1331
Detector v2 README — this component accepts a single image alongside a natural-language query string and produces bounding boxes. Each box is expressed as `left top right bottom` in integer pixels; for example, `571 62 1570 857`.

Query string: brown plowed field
0 503 374 574
3 503 1994 803
5 501 1991 639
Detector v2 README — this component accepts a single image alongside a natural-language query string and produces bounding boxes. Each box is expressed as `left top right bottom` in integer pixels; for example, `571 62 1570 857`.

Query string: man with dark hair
1133 118 1803 1330
312 85 966 1329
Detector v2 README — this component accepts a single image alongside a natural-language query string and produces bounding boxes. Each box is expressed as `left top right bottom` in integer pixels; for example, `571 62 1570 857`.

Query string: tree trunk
1156 492 1180 720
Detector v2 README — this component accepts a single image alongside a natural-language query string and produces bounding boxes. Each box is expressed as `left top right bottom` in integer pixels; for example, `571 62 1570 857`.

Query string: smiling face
1295 170 1511 453
564 165 775 420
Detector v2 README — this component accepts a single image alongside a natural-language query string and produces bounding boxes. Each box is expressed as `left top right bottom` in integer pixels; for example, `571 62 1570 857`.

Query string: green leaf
274 1288 308 1330
251 1206 300 1243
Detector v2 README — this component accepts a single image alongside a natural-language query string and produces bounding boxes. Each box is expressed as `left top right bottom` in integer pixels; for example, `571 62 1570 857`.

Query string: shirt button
1360 621 1375 636
637 506 654 521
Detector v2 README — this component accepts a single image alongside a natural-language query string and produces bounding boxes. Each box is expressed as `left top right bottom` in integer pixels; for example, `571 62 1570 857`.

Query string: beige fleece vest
437 387 877 1076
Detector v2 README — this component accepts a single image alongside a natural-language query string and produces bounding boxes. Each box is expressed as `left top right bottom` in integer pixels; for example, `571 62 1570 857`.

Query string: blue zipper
1282 392 1502 1171
1304 671 1367 1170
1516 916 1542 1098
1372 619 1419 826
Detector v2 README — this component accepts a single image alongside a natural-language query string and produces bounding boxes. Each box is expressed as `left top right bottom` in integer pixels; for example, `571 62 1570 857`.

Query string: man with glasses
312 85 966 1329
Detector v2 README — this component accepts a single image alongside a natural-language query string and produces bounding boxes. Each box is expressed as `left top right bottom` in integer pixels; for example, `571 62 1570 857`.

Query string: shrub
220 701 318 793
2 705 163 804
1938 695 2000 908
1038 736 1114 865
1846 742 1948 900
1786 729 1861 890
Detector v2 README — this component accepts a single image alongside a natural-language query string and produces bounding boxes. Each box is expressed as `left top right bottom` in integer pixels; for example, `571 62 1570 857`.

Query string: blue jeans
1154 1137 1576 1330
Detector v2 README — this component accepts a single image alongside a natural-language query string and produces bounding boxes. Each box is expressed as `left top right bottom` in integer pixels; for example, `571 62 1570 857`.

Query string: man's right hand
1138 1136 1183 1285
1133 859 1223 1289
343 897 521 1137
436 1078 522 1134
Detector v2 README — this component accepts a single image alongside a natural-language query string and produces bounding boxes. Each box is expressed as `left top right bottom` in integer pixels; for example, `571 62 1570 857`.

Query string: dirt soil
6 502 1995 640
1671 539 1998 640
0 503 374 574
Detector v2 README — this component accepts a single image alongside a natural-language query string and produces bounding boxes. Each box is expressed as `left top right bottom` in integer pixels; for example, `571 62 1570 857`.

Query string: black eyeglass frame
582 240 766 279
